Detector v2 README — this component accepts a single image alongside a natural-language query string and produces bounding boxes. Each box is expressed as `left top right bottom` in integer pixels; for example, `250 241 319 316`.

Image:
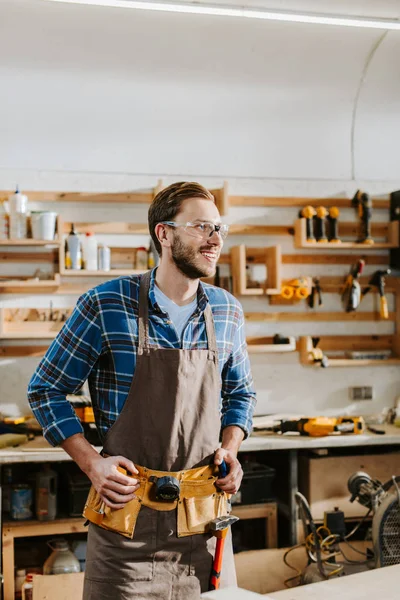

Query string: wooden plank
245 312 396 322
218 251 389 266
211 181 229 216
319 335 393 350
61 221 149 234
0 191 153 203
3 517 86 537
33 574 85 600
0 345 49 357
0 250 57 262
230 195 390 209
0 239 60 246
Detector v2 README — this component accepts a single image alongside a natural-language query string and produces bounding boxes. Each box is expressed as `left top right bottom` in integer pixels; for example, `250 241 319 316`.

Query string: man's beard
171 234 217 280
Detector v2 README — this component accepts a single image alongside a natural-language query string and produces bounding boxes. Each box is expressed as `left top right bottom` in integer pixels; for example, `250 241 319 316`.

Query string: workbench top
0 425 400 464
202 564 400 599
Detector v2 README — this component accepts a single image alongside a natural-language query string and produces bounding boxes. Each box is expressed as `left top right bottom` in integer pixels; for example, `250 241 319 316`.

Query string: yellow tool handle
295 287 309 300
281 286 294 300
380 296 389 320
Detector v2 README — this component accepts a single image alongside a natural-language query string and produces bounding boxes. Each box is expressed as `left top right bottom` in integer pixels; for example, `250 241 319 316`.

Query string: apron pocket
83 484 144 539
178 493 228 536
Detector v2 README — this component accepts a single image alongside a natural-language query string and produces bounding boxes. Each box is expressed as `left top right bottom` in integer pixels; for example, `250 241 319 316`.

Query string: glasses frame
159 221 229 240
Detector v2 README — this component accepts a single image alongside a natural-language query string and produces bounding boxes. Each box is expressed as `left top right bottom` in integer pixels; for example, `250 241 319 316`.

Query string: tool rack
0 183 399 364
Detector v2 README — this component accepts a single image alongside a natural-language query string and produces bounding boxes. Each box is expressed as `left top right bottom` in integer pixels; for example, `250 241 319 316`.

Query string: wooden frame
230 245 281 296
0 274 60 294
2 517 86 600
231 502 278 549
294 218 399 249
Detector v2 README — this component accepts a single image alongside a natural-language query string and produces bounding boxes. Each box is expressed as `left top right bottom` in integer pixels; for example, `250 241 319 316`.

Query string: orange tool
209 515 239 590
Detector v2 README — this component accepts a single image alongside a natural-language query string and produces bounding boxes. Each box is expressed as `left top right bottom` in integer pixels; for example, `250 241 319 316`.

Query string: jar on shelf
136 247 148 270
43 539 80 575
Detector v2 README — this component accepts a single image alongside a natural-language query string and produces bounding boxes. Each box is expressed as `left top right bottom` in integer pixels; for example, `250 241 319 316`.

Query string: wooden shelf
0 274 61 294
0 307 71 339
59 269 143 277
247 336 296 354
230 245 281 296
298 336 400 367
294 218 399 249
0 239 60 246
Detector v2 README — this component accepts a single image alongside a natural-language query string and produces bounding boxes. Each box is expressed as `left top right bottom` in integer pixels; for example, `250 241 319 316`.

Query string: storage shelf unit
230 245 281 296
2 517 86 600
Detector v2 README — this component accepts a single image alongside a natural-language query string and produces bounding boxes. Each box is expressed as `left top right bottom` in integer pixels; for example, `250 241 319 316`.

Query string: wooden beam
319 335 393 351
229 196 390 210
0 345 49 357
219 251 388 266
245 312 395 322
0 191 153 204
0 251 57 263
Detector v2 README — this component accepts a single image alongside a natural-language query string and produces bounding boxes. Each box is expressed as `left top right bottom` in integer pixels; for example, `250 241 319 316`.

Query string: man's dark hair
148 182 214 255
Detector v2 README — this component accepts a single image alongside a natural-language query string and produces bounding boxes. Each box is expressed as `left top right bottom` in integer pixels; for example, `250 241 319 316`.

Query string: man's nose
208 229 223 245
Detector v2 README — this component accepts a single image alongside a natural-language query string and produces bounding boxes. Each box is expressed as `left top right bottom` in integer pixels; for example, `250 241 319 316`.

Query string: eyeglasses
160 221 229 241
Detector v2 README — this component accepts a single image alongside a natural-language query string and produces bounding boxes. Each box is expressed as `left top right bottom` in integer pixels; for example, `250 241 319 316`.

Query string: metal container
11 484 33 520
98 244 111 271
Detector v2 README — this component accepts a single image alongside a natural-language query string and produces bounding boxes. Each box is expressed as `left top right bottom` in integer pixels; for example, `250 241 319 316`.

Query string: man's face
170 198 223 280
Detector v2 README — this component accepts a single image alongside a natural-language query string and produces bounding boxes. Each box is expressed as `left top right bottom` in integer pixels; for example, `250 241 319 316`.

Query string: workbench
202 563 400 599
1 426 400 599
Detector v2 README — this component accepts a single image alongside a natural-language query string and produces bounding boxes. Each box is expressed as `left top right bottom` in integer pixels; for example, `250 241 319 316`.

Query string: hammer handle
380 296 389 320
210 537 226 590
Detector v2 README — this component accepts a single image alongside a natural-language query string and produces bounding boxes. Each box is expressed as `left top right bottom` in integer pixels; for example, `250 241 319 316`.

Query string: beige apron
83 272 236 599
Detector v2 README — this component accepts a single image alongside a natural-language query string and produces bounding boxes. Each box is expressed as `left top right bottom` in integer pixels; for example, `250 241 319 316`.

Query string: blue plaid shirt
28 269 256 447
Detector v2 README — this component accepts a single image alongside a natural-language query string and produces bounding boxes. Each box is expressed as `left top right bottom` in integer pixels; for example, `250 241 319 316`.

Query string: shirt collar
148 268 209 315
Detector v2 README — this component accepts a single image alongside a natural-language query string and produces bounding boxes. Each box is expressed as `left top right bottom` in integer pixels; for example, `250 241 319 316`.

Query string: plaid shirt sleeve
27 291 102 447
220 302 256 439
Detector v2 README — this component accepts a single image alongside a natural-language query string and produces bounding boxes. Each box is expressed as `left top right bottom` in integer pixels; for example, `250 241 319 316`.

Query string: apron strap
203 303 218 355
138 271 152 353
138 271 218 355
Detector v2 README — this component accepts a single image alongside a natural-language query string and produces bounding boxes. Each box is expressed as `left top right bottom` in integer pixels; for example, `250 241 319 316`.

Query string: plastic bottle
15 568 26 599
9 187 28 240
83 232 98 270
65 224 82 270
21 573 33 600
0 200 9 240
148 246 156 269
98 244 111 271
43 539 81 574
36 464 57 521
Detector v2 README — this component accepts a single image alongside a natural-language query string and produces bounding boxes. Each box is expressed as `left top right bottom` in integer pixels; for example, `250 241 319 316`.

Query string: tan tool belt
83 462 229 539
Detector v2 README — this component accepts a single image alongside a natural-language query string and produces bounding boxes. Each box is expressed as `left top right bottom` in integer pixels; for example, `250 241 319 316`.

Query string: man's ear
155 223 172 250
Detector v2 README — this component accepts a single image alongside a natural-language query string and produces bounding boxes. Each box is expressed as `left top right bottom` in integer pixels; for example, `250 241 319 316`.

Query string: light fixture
42 0 400 30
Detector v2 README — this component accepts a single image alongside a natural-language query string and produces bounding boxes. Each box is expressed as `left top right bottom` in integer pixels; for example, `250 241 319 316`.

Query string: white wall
0 0 399 419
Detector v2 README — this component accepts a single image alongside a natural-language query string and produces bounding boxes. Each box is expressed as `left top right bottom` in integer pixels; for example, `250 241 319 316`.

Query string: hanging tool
308 278 323 309
280 277 311 301
308 337 329 367
300 206 317 242
361 269 391 320
209 514 239 590
327 207 341 243
342 259 365 312
352 190 374 245
315 206 328 242
267 416 365 437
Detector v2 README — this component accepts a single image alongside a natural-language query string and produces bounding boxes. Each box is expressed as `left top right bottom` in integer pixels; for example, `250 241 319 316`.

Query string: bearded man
28 181 256 599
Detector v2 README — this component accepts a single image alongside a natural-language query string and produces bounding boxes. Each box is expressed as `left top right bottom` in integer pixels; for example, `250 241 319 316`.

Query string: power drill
352 190 374 244
272 416 365 437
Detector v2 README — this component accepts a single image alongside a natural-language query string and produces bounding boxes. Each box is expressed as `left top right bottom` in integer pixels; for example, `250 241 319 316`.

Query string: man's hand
214 448 243 495
88 455 140 510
